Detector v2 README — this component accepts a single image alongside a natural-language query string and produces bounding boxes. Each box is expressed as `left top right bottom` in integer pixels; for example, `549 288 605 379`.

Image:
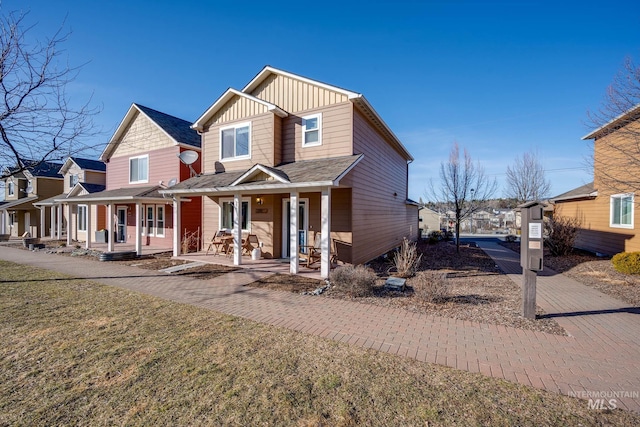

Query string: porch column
107 203 114 252
86 204 92 249
136 202 143 256
233 192 242 266
56 204 62 240
39 207 45 238
289 191 299 274
50 205 55 238
172 198 180 257
320 187 332 279
0 210 5 234
66 204 72 246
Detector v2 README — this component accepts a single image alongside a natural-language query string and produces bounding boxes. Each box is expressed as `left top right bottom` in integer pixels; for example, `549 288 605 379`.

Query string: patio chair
299 232 323 269
205 230 230 256
242 234 260 255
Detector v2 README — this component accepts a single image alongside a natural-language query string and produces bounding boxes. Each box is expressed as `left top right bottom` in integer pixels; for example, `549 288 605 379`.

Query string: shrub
412 271 450 304
392 238 423 278
329 265 378 297
544 215 581 256
611 252 640 274
427 230 442 244
505 234 517 243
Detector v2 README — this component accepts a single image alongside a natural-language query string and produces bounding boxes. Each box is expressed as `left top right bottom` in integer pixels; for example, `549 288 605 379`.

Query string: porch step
159 262 207 274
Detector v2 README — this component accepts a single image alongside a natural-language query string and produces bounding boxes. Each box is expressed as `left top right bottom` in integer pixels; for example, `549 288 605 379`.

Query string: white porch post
233 192 242 266
289 191 299 274
172 198 179 257
86 204 92 249
136 202 143 256
321 187 332 279
107 203 114 252
0 210 5 234
56 204 62 240
49 205 54 238
66 204 72 246
39 207 45 238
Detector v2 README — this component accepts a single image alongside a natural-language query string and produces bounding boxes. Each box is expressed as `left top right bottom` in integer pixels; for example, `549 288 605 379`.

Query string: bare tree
505 151 551 203
0 10 99 179
430 142 497 252
585 57 640 194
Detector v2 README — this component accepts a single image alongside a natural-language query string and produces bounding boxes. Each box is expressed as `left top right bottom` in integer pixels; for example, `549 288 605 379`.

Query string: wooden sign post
519 201 544 319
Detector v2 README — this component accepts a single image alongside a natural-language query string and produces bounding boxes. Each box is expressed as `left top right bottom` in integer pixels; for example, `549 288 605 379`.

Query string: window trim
610 193 634 229
78 204 88 232
8 180 14 196
156 205 165 237
302 113 322 147
69 174 79 188
129 154 149 184
219 197 251 232
219 122 251 161
146 205 155 236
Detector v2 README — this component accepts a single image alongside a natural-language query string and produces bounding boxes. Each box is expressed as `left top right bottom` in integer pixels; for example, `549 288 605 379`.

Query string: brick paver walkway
1 244 639 412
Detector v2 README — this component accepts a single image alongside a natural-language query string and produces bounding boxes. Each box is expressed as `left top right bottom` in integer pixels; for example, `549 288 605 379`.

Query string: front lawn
1 260 638 425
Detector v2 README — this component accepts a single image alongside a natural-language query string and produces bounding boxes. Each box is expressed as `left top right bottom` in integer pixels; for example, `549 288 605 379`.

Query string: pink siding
106 146 182 190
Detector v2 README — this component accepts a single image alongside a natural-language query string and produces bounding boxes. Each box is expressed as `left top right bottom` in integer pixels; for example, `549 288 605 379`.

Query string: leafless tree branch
505 150 551 203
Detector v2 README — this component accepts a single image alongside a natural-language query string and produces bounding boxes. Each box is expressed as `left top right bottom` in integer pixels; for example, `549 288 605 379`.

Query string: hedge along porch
163 156 362 278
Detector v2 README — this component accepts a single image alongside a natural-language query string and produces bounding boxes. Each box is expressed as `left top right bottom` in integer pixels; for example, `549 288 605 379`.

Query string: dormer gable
231 164 291 186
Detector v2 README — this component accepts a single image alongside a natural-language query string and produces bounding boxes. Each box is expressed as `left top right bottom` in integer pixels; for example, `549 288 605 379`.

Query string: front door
117 207 127 243
282 198 309 258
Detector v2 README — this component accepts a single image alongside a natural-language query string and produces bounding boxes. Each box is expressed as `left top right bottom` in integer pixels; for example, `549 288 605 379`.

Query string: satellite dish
167 178 177 187
24 184 33 194
178 150 199 165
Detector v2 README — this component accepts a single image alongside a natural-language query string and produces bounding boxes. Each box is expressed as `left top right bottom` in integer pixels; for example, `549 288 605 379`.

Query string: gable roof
62 185 166 203
192 88 288 130
550 182 597 203
100 103 201 161
59 157 106 175
6 159 63 179
163 154 363 195
582 103 640 140
194 66 413 161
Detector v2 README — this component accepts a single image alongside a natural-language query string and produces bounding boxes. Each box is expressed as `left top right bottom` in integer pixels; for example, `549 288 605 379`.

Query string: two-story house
552 103 640 255
34 157 107 242
62 103 202 255
164 66 418 278
1 160 63 238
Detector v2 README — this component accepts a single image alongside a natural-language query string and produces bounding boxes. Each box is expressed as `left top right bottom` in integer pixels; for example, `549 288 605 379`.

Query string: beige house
553 104 640 255
164 66 418 278
419 207 441 236
1 160 63 238
34 157 107 242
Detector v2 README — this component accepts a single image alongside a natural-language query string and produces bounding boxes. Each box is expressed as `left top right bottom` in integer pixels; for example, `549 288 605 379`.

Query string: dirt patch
499 241 640 306
248 241 566 336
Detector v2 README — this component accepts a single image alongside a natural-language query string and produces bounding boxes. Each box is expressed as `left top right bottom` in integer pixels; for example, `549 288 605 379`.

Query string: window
302 113 322 147
156 206 165 237
146 206 154 236
78 205 88 232
220 122 250 160
220 199 250 231
611 193 634 228
8 181 14 196
129 155 149 183
69 174 79 188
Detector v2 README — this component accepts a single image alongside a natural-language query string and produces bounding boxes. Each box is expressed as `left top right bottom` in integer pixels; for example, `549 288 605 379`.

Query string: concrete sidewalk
1 244 639 412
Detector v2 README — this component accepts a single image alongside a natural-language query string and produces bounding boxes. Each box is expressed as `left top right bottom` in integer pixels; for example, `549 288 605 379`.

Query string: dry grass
2 259 639 425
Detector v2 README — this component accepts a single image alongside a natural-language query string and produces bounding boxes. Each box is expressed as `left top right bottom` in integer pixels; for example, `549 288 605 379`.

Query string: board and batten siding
203 113 277 173
248 73 350 114
110 110 175 157
206 95 269 127
346 108 416 264
281 102 353 163
106 146 181 189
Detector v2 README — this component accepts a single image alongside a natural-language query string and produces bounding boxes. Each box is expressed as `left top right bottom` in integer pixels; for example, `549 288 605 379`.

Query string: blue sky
5 0 640 201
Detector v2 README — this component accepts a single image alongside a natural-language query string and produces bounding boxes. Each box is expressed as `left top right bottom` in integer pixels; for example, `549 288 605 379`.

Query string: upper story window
611 193 634 228
302 113 322 147
8 180 14 196
220 122 250 161
129 155 149 183
69 174 79 188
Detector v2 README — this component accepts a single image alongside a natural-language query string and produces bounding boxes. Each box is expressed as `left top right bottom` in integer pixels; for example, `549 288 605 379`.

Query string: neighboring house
552 103 640 255
62 104 202 254
0 160 63 237
419 207 441 236
164 66 418 278
34 157 107 242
